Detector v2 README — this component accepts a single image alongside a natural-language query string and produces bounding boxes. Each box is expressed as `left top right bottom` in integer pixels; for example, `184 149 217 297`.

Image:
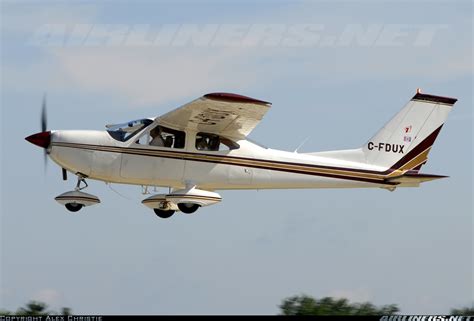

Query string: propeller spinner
25 94 51 168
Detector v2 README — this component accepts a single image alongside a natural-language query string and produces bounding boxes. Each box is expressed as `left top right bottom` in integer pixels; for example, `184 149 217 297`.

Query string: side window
195 133 239 151
149 126 185 149
135 132 150 145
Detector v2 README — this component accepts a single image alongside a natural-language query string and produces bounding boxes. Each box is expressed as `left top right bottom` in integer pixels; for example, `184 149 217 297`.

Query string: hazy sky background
1 0 472 315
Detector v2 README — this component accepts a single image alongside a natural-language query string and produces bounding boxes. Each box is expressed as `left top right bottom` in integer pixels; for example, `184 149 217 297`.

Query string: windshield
107 118 153 142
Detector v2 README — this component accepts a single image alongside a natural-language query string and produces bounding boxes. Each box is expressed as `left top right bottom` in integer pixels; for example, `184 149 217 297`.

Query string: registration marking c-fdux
51 142 401 185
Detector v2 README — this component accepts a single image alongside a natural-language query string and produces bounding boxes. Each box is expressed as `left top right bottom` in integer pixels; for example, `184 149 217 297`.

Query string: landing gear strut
74 175 88 191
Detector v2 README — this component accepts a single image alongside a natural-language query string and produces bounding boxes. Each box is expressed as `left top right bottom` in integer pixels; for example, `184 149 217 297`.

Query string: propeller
41 94 48 169
25 94 51 171
41 94 47 132
26 95 68 179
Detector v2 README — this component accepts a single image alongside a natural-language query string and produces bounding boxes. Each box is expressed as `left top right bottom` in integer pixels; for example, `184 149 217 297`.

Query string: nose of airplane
25 131 51 149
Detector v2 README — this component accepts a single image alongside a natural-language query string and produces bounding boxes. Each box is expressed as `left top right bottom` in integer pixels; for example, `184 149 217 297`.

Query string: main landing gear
141 186 220 219
153 208 175 219
178 203 200 214
152 203 200 218
54 174 100 212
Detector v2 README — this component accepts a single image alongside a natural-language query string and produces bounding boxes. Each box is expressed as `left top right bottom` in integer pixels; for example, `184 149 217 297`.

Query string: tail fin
363 90 457 171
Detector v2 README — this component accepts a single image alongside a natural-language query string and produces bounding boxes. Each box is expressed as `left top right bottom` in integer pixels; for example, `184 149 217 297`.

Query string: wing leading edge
156 93 271 139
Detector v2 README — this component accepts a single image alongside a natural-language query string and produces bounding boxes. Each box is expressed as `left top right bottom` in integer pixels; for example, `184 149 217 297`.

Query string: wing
155 93 271 139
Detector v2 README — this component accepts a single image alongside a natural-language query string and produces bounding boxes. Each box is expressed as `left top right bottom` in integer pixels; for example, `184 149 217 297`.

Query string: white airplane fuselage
49 129 391 191
25 91 456 216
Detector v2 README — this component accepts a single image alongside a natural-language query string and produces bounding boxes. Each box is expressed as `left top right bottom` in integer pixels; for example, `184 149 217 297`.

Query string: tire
178 203 200 214
65 203 83 212
153 208 175 218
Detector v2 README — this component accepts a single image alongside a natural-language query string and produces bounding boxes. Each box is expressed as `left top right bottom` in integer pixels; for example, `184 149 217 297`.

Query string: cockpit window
107 119 153 142
148 126 185 149
195 132 239 151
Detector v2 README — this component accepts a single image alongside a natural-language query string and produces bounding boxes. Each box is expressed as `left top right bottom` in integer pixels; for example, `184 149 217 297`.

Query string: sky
1 0 472 315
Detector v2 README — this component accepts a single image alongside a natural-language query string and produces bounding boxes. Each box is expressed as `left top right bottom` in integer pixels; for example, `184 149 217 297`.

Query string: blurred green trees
1 297 472 315
279 295 399 315
450 305 474 316
0 301 71 315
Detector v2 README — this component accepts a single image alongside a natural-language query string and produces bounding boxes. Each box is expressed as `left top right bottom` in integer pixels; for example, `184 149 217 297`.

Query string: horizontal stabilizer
385 171 448 187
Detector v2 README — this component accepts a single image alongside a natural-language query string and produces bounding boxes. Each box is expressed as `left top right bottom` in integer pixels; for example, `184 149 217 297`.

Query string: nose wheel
64 175 88 212
55 174 100 212
65 203 84 212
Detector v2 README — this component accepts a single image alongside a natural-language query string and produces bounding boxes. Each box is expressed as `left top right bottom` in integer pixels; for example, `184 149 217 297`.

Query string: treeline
1 296 473 316
0 301 71 316
279 295 473 316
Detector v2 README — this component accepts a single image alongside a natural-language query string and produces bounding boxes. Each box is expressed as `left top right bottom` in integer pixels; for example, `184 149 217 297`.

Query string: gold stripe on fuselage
52 142 416 185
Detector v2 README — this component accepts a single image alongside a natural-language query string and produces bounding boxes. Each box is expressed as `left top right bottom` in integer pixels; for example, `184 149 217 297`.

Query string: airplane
25 89 457 218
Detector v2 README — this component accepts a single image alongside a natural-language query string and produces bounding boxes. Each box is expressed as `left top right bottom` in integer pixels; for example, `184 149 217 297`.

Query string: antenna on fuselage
294 136 311 153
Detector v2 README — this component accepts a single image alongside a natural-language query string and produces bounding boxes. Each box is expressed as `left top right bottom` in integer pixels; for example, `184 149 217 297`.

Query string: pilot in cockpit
149 127 165 147
196 136 209 150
